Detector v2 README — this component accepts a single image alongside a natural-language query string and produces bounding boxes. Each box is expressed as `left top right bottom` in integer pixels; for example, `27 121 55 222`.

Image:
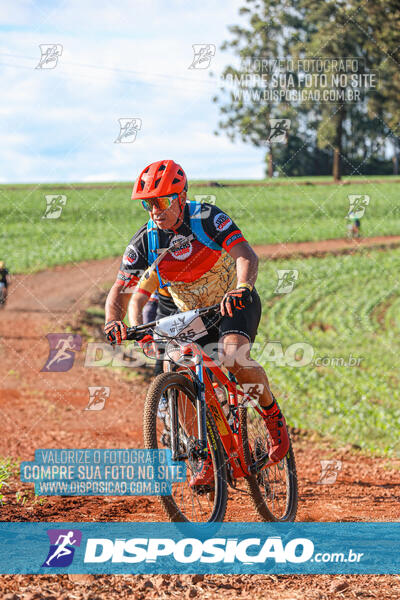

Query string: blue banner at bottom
0 522 398 574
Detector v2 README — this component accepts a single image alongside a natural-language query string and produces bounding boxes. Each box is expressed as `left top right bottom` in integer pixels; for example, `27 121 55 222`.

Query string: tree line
213 0 400 179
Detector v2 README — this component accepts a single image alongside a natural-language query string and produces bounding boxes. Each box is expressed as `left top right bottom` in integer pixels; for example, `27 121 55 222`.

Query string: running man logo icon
268 119 291 143
188 44 216 69
347 195 370 219
42 529 82 567
36 44 63 69
317 460 342 485
42 195 67 219
114 118 142 143
242 383 264 408
85 386 110 410
193 195 217 218
41 334 82 372
275 270 299 294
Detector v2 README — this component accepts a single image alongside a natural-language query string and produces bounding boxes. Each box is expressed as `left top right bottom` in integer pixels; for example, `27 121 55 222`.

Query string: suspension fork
167 387 181 461
164 360 180 461
195 354 208 457
167 359 208 461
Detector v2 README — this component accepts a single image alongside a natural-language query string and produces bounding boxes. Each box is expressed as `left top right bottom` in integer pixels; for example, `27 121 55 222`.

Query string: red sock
261 397 281 417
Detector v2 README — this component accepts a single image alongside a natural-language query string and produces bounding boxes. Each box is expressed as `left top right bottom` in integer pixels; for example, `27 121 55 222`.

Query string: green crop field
254 247 400 456
1 177 400 273
3 178 399 455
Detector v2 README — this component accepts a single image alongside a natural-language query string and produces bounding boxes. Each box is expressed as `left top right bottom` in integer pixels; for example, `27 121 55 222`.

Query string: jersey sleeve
201 204 247 252
116 225 149 291
136 267 159 298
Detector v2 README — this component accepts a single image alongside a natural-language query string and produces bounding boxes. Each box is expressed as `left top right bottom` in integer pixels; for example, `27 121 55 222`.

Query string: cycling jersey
117 202 246 311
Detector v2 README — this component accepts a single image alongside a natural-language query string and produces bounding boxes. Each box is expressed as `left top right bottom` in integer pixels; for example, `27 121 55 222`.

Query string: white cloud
0 0 265 182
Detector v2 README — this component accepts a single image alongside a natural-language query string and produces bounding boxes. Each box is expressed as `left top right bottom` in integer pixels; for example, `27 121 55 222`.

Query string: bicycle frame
172 343 251 480
127 305 276 480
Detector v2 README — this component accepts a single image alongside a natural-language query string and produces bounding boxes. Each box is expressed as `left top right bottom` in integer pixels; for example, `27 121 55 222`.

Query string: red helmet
131 159 187 200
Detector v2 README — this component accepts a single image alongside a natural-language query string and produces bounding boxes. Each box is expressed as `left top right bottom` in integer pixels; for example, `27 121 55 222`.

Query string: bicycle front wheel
239 404 298 522
143 372 228 523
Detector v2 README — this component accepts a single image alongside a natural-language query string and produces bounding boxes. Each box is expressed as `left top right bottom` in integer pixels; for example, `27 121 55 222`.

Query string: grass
254 247 400 456
2 176 400 456
1 177 400 273
0 458 18 504
77 246 400 456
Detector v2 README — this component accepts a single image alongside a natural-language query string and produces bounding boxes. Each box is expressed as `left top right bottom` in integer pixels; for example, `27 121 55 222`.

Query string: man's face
150 193 186 230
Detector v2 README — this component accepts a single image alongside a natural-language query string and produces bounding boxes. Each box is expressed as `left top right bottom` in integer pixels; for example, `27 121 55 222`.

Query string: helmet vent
158 164 166 171
172 177 181 184
177 169 184 176
139 179 145 190
154 178 161 188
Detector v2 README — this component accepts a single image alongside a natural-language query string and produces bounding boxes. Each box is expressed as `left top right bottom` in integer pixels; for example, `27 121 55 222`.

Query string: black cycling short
198 288 261 355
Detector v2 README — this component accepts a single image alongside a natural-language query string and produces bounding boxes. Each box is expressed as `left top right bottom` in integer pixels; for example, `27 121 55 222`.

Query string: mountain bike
126 305 298 524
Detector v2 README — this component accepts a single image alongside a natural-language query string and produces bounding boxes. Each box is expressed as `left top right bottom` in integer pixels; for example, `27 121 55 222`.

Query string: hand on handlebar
104 320 127 345
128 327 158 357
136 332 155 350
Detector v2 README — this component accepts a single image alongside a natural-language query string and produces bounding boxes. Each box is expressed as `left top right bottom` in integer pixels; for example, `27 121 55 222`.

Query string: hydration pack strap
146 201 221 286
188 202 221 251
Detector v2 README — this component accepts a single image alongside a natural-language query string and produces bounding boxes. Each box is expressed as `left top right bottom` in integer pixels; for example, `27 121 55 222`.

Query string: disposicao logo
42 529 82 567
83 536 314 564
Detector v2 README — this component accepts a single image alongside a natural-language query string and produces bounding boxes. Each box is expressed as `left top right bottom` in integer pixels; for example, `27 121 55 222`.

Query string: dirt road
0 239 399 599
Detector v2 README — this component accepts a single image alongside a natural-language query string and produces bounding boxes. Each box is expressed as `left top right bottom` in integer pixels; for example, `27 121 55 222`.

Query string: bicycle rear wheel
143 372 228 523
239 404 298 522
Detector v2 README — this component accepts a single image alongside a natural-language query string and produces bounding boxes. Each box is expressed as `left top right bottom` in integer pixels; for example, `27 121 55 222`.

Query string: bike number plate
155 310 208 341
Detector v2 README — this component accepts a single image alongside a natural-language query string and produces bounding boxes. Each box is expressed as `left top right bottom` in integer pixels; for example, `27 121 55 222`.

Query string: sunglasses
141 193 179 212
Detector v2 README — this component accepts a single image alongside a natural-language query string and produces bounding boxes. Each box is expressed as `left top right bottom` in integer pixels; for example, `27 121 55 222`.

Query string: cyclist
104 159 290 486
0 261 10 305
347 215 361 239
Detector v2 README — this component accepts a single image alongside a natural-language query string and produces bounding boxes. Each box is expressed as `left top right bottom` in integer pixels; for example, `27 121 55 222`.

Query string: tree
362 0 400 174
214 0 393 180
213 0 305 178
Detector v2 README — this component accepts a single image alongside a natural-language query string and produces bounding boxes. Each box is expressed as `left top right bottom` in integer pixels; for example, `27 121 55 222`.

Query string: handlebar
125 304 221 340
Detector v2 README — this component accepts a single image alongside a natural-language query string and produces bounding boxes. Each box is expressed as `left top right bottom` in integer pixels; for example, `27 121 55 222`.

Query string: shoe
262 408 290 462
189 455 214 489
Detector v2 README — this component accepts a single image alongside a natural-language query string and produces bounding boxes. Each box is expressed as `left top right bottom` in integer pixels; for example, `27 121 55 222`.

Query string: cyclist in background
142 291 159 324
104 160 290 486
347 215 361 239
0 261 10 306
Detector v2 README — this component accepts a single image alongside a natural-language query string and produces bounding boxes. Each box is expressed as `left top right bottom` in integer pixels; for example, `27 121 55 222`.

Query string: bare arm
105 282 132 323
227 241 259 289
127 292 149 326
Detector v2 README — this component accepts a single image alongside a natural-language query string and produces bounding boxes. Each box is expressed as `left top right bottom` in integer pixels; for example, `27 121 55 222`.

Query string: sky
0 0 266 183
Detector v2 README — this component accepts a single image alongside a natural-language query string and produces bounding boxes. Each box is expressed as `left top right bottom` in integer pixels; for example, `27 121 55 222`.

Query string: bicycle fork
168 388 182 462
167 355 208 462
195 356 208 458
